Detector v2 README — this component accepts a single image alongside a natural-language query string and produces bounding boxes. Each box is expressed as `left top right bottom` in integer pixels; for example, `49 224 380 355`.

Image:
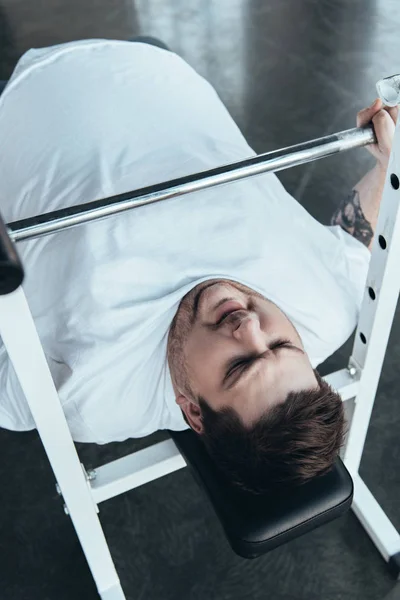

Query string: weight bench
170 429 352 559
1 74 400 599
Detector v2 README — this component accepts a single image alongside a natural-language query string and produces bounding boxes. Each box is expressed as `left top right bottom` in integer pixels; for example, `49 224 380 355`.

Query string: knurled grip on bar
0 212 24 295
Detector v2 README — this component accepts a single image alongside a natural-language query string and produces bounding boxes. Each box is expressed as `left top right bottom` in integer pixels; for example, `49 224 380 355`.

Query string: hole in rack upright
390 173 399 190
378 235 387 250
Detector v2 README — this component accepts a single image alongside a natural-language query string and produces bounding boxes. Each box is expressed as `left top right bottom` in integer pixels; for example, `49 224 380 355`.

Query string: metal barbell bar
0 124 378 295
6 125 375 244
11 71 400 245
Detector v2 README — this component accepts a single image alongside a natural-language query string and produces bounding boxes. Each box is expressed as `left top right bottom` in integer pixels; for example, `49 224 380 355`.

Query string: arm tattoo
330 189 374 248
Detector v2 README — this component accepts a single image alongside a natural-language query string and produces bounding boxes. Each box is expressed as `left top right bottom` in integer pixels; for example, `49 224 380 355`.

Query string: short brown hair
197 370 346 494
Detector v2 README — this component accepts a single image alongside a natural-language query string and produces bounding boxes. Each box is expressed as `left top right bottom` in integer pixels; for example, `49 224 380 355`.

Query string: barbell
1 73 399 294
6 125 375 244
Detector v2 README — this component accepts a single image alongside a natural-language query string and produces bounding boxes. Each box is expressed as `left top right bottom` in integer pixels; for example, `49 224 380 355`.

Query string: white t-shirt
0 40 371 443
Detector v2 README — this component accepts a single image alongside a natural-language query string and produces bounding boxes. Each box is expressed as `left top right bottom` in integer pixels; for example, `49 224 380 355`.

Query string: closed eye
224 338 292 384
226 358 252 380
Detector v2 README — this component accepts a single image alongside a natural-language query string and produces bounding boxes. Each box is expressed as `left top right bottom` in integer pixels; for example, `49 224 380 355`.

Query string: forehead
221 353 316 423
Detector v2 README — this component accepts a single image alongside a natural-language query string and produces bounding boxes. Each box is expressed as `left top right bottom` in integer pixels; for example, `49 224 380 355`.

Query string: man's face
167 279 319 432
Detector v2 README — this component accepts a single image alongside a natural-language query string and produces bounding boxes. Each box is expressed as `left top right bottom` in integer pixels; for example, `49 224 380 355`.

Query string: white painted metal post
90 439 186 504
0 288 126 600
343 79 400 570
344 114 400 473
351 474 400 563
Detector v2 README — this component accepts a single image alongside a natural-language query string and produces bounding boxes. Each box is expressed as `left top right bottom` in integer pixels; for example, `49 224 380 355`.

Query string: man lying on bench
0 38 397 495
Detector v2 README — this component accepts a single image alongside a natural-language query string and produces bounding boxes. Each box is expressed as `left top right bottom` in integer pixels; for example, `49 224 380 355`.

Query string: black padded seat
169 429 353 559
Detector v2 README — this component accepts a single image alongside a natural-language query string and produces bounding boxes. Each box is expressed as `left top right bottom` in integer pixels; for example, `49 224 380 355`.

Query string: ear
176 394 204 434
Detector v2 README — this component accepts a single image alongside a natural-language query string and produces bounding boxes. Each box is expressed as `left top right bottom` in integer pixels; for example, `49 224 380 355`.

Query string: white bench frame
1 120 400 600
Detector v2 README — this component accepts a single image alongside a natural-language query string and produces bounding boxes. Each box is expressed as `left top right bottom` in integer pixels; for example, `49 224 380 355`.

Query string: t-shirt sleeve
263 171 371 313
325 224 371 310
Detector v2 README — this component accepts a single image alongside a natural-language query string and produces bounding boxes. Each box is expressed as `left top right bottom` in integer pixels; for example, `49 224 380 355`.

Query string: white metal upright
343 79 400 570
0 288 126 600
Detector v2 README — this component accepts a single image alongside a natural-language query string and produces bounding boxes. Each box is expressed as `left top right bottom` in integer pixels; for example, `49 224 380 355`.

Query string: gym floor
1 1 400 599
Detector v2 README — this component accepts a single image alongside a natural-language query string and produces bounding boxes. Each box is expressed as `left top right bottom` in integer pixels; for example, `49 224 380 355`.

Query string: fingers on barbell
384 105 399 125
357 99 383 127
371 110 396 153
357 101 398 128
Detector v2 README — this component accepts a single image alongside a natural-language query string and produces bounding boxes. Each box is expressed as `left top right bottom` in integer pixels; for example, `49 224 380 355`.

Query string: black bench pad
169 429 353 558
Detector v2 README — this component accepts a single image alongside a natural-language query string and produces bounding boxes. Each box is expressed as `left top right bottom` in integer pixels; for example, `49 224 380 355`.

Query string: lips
215 300 246 325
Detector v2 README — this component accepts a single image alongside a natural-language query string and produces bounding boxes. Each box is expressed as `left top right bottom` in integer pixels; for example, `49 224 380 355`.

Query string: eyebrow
191 281 219 325
223 346 304 391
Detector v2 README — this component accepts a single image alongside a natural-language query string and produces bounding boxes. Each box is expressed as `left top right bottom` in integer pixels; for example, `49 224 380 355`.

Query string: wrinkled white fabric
0 40 371 443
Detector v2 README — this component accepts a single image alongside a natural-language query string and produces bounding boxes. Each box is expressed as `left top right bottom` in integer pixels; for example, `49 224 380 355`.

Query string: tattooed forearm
330 189 374 249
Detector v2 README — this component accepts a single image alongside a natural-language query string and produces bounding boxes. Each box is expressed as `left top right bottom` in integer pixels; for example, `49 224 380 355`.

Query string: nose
232 314 265 351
